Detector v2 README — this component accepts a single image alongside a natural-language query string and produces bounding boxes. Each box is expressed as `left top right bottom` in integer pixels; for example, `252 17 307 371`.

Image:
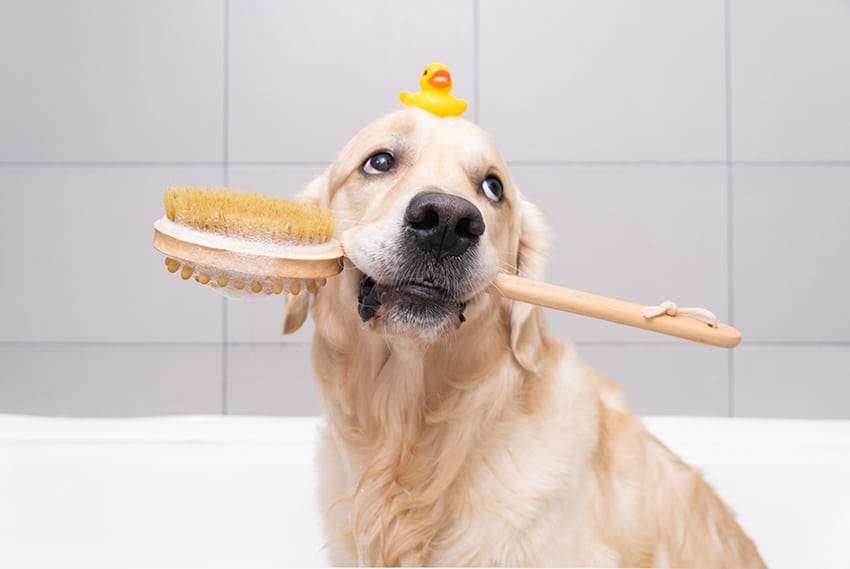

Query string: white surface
0 416 327 568
1 414 849 568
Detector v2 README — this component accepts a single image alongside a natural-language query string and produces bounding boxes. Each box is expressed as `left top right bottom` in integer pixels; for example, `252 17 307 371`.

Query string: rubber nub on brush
163 257 326 298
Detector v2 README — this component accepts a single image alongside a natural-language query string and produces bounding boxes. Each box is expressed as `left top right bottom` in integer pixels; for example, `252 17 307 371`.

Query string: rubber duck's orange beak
427 69 452 89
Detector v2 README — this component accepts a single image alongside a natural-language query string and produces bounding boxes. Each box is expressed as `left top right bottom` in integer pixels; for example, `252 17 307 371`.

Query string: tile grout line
473 0 480 124
724 0 736 418
222 298 229 415
223 0 230 170
2 340 850 348
0 342 224 348
221 0 230 416
2 159 850 168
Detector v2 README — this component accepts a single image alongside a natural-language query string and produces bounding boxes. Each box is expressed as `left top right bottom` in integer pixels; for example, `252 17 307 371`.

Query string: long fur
284 108 766 567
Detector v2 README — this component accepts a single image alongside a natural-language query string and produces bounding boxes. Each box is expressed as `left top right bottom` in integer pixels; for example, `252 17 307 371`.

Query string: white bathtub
1 414 848 568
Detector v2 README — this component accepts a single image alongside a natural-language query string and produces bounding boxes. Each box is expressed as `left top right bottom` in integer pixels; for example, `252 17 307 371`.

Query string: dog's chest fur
312 339 766 566
312 327 615 566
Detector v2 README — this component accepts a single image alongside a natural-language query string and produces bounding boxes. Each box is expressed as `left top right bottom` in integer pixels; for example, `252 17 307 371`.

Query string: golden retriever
284 107 766 567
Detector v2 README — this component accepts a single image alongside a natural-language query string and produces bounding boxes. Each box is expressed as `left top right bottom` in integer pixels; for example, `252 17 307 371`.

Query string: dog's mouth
357 273 469 334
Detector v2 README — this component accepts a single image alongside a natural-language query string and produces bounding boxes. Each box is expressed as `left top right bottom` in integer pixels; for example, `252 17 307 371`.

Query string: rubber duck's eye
480 175 504 203
423 69 428 76
362 151 395 175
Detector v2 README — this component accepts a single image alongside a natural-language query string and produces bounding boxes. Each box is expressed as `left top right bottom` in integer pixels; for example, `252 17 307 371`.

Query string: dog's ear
513 198 549 283
283 171 330 335
509 197 552 371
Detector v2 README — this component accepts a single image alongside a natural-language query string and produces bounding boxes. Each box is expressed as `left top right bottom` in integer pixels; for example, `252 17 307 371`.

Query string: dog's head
286 108 549 354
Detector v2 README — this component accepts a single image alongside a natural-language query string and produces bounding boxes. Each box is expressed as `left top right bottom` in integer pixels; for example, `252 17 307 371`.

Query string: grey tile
730 0 850 160
227 165 328 197
479 0 726 161
225 165 327 343
227 294 311 344
0 166 224 342
511 165 729 343
577 344 729 416
0 345 222 416
0 1 224 162
735 346 850 419
733 166 850 342
228 0 475 162
227 344 321 416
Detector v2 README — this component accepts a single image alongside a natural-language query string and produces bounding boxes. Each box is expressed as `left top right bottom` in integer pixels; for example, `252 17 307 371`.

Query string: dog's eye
480 175 504 202
362 151 395 175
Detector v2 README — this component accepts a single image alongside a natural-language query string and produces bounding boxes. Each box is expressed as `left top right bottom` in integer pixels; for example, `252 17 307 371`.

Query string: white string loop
641 300 718 328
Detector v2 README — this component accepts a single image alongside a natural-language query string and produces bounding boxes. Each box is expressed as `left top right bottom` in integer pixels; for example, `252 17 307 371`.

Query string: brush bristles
164 187 335 245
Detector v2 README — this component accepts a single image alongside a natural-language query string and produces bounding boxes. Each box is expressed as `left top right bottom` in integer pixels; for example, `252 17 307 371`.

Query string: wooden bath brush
152 187 741 348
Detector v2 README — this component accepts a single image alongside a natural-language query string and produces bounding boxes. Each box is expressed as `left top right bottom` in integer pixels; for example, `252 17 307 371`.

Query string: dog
283 107 766 567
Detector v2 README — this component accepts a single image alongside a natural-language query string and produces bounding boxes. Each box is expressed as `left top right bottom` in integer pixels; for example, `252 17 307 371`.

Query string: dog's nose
404 191 485 259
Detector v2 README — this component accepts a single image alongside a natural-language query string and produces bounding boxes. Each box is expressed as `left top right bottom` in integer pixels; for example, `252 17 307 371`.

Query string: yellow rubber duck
400 63 468 117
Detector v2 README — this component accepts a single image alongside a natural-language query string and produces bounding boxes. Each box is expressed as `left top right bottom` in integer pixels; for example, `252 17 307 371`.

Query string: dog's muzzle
356 191 482 330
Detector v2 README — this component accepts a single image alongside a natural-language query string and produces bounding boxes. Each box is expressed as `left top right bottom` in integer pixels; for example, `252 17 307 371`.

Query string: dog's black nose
404 191 485 259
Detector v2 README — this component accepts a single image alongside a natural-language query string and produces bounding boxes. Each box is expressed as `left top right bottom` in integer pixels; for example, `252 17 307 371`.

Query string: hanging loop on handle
641 300 718 328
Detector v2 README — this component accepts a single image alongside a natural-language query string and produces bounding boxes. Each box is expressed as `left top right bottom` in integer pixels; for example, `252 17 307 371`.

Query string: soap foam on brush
156 216 338 257
155 187 339 298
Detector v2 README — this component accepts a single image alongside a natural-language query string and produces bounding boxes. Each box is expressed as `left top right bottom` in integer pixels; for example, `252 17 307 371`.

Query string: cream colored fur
284 108 766 567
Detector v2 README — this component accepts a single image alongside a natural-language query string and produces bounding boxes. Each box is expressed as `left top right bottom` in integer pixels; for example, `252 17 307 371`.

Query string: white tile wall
0 166 224 343
0 0 847 418
0 0 224 163
733 166 850 342
479 0 727 161
0 345 222 416
730 0 850 161
735 346 850 419
511 165 728 343
577 344 730 416
226 345 320 416
228 0 475 162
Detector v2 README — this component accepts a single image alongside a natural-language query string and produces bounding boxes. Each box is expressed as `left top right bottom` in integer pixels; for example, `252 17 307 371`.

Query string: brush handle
488 274 741 348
